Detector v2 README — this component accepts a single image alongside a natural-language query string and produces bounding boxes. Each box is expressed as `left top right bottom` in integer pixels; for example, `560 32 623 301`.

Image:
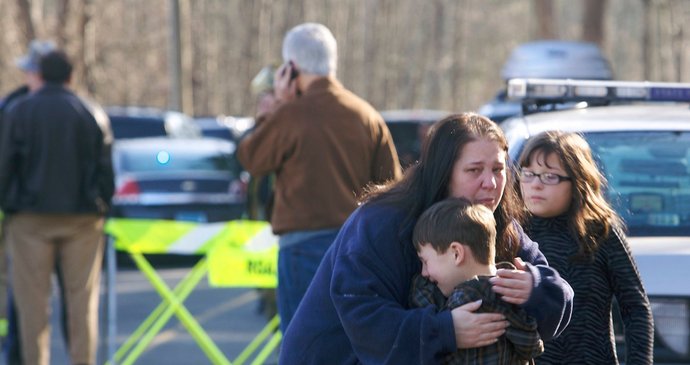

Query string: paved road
40 262 279 365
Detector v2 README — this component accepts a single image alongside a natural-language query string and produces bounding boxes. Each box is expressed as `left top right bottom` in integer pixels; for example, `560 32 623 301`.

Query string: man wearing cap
0 39 57 365
0 49 114 365
238 23 402 334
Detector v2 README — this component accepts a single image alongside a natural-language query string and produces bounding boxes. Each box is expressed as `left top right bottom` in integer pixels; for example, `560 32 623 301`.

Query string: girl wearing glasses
517 130 653 365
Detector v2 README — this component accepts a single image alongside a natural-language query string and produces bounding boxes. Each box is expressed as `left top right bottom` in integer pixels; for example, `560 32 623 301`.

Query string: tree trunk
582 0 607 45
180 0 194 116
55 0 70 46
74 0 92 94
15 0 35 43
534 0 556 39
642 0 652 80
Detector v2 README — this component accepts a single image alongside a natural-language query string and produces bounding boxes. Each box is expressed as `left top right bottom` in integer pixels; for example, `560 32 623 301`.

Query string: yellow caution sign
208 224 278 288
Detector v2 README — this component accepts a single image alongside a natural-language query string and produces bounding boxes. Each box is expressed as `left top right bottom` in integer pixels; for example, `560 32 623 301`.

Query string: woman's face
520 152 573 218
448 138 506 212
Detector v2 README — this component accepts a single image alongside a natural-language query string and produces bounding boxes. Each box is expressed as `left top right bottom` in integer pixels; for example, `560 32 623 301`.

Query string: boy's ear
449 241 465 265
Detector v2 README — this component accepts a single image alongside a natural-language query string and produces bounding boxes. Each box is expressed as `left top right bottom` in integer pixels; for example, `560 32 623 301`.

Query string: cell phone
281 61 302 96
288 61 299 81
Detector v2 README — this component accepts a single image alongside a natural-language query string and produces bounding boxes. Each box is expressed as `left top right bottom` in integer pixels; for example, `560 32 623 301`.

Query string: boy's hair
413 197 496 265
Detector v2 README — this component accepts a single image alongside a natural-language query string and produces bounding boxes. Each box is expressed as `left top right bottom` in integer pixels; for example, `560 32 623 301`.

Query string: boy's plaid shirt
409 263 544 365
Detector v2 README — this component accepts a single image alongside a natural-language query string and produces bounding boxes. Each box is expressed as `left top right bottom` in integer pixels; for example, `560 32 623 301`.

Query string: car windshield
120 148 239 175
585 131 690 236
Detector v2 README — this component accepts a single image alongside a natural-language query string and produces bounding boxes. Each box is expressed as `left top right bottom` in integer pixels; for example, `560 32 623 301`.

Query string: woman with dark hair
279 113 574 364
517 131 652 364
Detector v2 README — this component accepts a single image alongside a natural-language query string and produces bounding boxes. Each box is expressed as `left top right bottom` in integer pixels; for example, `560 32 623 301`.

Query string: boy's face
418 243 465 297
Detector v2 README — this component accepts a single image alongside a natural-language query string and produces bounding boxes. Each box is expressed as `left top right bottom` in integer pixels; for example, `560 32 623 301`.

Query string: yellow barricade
104 218 280 365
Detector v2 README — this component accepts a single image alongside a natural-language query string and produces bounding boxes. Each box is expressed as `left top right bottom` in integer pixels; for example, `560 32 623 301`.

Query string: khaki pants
7 213 104 365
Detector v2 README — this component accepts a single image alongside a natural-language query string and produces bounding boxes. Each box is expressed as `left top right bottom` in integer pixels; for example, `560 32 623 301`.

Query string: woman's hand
490 257 534 305
451 300 508 349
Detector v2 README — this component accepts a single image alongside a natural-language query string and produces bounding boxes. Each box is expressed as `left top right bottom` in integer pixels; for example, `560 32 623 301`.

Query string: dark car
111 137 248 223
381 109 450 169
479 40 613 123
194 115 255 141
106 106 201 139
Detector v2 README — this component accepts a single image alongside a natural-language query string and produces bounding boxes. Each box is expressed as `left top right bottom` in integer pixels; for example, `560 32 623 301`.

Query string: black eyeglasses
519 170 572 185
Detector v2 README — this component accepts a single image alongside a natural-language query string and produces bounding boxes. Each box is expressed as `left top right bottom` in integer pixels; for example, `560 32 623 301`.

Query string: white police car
500 78 690 364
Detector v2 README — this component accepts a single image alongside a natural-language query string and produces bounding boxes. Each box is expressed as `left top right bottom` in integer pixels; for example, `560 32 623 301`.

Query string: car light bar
507 78 690 103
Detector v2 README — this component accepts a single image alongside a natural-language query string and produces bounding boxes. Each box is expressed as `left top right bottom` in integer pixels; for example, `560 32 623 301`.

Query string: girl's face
520 152 573 218
449 138 507 212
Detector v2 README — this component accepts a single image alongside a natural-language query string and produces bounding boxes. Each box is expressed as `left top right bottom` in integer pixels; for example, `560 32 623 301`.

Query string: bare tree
55 0 70 46
14 0 35 43
642 0 652 80
180 0 194 116
72 0 91 94
534 0 556 39
582 0 607 45
2 0 690 116
670 2 684 81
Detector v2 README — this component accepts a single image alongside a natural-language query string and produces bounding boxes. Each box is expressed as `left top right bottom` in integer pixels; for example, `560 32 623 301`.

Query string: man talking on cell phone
238 22 402 334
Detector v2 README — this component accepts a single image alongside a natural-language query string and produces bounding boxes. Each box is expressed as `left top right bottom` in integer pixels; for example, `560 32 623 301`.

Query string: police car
500 78 690 364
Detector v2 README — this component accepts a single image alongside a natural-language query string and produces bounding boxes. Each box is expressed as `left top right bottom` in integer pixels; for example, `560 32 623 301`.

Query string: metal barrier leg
121 253 231 365
233 315 280 365
106 235 117 365
109 257 208 364
249 331 282 365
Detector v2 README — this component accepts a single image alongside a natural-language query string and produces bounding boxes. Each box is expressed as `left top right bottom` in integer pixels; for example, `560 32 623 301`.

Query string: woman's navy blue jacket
280 202 573 365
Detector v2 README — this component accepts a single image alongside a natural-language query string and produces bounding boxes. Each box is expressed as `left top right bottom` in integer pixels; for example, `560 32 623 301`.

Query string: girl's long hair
517 131 622 260
362 113 524 261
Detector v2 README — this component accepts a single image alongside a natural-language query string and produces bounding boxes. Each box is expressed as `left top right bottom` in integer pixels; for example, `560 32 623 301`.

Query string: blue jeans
277 229 339 334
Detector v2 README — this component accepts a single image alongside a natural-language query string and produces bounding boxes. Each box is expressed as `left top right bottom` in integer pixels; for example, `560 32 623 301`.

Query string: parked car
194 115 255 141
479 40 613 123
381 109 450 169
501 78 690 364
106 106 201 139
195 115 233 141
111 137 248 223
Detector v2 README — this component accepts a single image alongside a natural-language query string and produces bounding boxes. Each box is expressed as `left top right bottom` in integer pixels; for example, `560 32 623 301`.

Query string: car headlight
651 297 690 359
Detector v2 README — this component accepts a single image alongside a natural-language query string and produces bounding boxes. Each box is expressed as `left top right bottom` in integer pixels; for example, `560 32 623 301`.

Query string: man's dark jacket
0 85 30 134
0 83 114 214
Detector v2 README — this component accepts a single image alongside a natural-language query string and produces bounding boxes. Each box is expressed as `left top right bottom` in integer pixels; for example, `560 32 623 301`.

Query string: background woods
0 0 688 117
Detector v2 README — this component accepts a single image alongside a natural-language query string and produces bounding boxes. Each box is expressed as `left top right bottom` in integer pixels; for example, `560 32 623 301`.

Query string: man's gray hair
282 23 337 76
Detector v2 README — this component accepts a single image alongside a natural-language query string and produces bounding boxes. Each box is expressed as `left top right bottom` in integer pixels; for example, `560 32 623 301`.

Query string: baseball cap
16 39 57 72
